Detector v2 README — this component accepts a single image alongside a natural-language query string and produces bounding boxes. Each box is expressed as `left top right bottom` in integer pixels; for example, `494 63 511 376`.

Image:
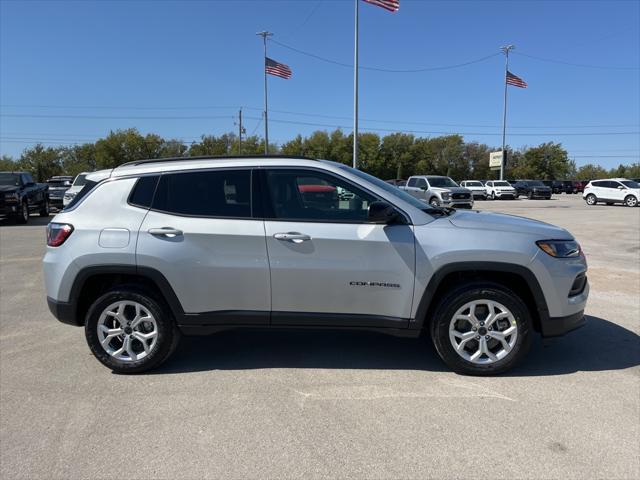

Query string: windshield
0 173 20 186
494 181 511 187
73 174 88 187
333 163 432 211
465 181 483 187
428 177 458 188
621 180 639 188
527 181 544 186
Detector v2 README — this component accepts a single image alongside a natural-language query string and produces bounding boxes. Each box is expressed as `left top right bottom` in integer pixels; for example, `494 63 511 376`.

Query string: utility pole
236 108 245 154
352 0 359 169
256 31 273 155
500 44 515 181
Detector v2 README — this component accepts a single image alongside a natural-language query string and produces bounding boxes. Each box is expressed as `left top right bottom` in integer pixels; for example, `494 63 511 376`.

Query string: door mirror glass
617 185 625 189
368 201 402 224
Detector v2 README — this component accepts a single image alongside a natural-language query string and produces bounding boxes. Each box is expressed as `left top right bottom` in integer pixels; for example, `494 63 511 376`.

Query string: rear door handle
148 227 183 237
273 232 311 244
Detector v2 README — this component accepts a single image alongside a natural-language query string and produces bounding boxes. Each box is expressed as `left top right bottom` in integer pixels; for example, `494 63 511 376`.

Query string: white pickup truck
400 175 474 208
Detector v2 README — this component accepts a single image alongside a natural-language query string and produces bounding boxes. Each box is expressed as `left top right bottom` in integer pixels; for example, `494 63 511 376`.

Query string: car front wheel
16 201 29 224
585 194 597 205
429 197 440 207
85 288 181 373
430 282 532 375
39 199 50 217
624 195 638 207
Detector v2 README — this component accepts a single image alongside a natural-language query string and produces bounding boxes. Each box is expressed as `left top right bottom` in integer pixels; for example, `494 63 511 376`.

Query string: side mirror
617 185 625 189
368 201 403 224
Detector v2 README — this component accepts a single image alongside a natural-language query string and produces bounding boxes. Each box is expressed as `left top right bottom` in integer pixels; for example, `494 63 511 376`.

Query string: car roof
110 155 321 177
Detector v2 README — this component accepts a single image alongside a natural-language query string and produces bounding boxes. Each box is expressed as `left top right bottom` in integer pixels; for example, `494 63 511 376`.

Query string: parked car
484 180 517 200
542 180 564 194
46 176 73 210
583 178 639 207
558 180 584 194
513 180 552 200
459 180 487 200
44 155 588 375
63 172 90 207
400 175 474 208
0 171 50 223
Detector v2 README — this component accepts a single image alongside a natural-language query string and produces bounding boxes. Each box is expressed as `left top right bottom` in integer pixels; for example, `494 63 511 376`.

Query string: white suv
583 178 639 207
459 180 487 200
485 180 517 200
63 172 90 207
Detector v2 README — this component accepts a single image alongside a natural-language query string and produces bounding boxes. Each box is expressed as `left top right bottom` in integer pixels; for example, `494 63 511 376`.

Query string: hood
0 185 19 193
448 209 572 238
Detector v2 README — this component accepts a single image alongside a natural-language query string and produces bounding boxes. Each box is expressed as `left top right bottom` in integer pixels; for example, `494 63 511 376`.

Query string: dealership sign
489 151 504 170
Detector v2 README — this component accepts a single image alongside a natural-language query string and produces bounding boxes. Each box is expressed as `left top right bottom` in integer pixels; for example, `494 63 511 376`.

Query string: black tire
39 198 50 217
429 197 440 207
430 282 533 376
85 287 181 373
16 200 29 224
605 202 614 206
585 194 597 206
527 191 533 200
624 195 638 207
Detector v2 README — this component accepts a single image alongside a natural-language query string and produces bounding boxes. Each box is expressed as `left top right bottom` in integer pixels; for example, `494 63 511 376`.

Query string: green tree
379 132 414 179
94 129 164 168
18 144 63 181
0 154 18 171
60 144 97 177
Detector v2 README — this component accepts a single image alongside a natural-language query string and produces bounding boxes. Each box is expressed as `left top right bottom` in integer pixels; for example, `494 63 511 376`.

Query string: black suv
513 180 552 199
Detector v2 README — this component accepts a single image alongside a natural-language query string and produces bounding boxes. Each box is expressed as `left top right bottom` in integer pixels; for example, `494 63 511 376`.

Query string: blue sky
1 0 638 168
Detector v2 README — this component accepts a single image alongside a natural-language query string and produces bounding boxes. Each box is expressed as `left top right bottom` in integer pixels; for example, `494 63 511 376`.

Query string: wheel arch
413 262 549 335
67 265 185 326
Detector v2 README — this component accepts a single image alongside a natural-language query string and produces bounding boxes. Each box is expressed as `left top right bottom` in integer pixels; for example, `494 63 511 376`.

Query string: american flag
506 71 528 88
265 57 292 79
363 0 400 13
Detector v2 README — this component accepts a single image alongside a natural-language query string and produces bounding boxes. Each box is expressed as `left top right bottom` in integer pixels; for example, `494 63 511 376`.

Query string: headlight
5 193 19 202
441 192 451 200
536 240 581 258
64 192 76 200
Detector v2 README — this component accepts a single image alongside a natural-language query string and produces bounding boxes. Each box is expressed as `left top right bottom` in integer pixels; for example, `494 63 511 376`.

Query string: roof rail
118 154 318 168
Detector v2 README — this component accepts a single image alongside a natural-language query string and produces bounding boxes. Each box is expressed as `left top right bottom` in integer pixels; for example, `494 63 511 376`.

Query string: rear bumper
47 296 81 326
540 310 586 337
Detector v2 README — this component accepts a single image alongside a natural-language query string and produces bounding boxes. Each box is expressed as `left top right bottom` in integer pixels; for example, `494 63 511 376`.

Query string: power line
2 108 636 130
242 116 640 137
270 39 502 72
514 51 640 70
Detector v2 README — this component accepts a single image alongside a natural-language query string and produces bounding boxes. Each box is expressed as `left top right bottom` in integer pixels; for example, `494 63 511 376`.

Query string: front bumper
0 204 19 216
540 310 586 337
494 192 516 199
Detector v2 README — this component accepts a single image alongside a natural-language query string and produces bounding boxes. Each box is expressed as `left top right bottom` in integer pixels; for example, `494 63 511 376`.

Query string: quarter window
265 170 376 222
152 170 252 218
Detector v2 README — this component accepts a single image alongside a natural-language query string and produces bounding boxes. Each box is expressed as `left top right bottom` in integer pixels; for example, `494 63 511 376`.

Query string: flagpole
257 31 273 155
353 0 359 169
500 44 514 180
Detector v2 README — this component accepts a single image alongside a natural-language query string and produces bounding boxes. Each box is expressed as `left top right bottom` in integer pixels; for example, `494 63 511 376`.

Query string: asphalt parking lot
1 194 638 479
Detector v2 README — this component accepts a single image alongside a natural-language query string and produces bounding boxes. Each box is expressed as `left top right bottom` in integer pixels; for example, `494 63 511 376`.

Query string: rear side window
129 175 159 209
64 180 98 210
152 170 251 218
407 178 417 187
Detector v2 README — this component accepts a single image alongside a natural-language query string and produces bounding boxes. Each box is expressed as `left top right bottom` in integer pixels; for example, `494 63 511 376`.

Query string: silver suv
44 156 589 375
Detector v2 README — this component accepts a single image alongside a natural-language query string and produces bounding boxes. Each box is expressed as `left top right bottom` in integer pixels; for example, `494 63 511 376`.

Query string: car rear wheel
85 288 181 373
585 194 597 205
430 282 532 375
624 195 638 207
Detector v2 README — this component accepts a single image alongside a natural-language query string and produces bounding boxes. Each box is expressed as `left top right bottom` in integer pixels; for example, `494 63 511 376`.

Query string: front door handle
273 232 312 244
148 227 183 238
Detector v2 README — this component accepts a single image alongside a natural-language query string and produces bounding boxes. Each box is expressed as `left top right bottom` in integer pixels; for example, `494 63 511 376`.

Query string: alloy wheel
448 300 518 365
625 195 638 207
97 301 158 362
586 194 596 205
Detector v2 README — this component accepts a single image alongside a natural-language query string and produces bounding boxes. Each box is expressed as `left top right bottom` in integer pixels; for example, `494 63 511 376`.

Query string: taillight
47 223 74 247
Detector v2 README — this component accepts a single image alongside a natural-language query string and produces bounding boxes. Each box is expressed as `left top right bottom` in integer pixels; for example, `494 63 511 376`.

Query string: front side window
428 177 458 188
417 178 428 189
265 169 376 222
153 170 251 218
